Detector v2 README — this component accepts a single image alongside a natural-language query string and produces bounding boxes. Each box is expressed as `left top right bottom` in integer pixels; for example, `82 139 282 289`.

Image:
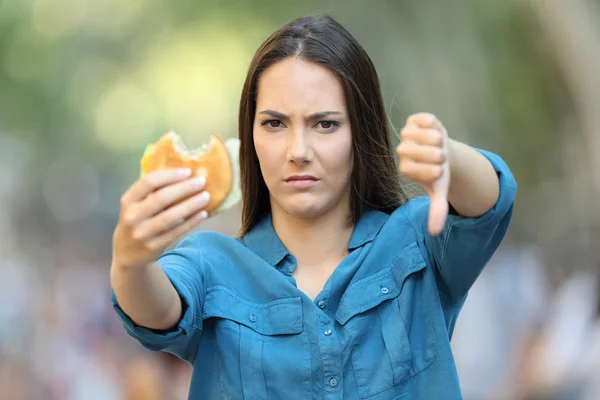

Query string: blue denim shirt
112 149 516 399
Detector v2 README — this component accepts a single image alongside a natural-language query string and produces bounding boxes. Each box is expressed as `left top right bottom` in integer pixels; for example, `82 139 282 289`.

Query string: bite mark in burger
140 131 241 217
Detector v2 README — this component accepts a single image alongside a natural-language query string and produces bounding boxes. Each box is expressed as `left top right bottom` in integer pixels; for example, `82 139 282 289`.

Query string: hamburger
140 131 241 217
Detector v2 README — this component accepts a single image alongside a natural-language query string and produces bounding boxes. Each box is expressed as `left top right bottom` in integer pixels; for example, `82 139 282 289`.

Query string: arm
110 261 182 331
110 236 206 362
110 168 210 361
446 138 500 218
422 147 516 305
398 113 517 309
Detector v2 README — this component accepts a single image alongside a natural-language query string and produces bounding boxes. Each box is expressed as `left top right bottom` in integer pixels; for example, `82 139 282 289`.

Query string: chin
285 202 326 220
274 194 329 220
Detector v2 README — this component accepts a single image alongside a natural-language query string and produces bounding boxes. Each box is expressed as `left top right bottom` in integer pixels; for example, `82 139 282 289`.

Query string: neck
270 202 354 268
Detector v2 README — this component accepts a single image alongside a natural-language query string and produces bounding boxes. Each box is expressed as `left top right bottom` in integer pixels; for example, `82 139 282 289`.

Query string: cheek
329 136 353 178
253 134 279 181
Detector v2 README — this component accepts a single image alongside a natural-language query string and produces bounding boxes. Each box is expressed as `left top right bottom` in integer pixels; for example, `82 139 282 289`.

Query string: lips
284 175 319 189
284 175 318 182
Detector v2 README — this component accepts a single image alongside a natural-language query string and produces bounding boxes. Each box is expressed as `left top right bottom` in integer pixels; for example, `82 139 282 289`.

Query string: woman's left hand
396 113 451 236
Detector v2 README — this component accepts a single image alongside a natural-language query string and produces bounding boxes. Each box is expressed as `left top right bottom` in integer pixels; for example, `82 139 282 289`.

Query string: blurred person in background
512 232 600 400
450 247 551 400
122 353 166 400
110 14 516 399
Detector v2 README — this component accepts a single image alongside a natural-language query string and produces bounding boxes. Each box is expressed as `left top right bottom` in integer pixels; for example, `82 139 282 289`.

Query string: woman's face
253 57 353 221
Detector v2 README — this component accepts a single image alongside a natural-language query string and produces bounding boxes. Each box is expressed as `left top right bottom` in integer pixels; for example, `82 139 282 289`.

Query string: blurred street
1 0 599 399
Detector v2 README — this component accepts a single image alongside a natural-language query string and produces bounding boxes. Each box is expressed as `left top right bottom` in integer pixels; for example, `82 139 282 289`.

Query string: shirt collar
347 209 389 250
242 209 389 267
242 213 288 267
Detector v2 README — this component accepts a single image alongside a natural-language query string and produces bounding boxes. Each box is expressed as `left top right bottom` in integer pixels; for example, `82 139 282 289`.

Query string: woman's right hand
112 168 211 270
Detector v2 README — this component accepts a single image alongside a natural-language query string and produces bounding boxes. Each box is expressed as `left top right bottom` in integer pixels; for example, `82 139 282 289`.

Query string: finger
132 191 211 241
396 141 446 164
399 159 443 184
125 176 207 224
406 112 444 131
145 209 209 251
121 168 192 207
428 194 449 236
399 127 444 147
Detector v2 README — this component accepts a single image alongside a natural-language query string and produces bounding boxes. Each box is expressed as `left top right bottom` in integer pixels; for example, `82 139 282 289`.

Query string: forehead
256 57 346 113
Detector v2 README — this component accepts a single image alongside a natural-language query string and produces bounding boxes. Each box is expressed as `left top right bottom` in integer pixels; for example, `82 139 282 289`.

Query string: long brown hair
238 14 408 236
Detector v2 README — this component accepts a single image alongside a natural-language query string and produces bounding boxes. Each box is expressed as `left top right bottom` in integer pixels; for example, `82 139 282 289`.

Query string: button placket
318 313 342 398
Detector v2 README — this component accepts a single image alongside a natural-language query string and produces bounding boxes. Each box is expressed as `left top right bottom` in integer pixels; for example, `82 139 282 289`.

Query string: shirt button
381 287 389 294
324 329 332 336
249 314 257 322
317 300 326 309
329 378 338 387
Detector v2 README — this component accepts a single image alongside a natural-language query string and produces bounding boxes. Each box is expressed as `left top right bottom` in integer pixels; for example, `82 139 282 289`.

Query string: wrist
111 258 151 275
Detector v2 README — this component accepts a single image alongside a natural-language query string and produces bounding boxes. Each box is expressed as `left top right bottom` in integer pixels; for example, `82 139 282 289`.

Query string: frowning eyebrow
258 110 344 121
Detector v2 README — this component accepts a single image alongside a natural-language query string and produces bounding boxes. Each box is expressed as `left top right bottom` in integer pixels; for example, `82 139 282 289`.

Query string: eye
315 120 340 132
260 119 286 130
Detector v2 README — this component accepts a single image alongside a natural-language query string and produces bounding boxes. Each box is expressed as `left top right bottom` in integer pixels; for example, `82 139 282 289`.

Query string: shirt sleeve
110 234 206 363
403 148 517 306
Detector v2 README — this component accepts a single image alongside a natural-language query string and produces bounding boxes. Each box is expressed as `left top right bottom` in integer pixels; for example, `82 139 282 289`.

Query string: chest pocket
202 286 311 400
335 243 438 399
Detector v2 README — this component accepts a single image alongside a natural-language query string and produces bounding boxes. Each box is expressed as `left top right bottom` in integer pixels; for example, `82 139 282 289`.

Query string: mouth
284 175 318 182
284 175 319 189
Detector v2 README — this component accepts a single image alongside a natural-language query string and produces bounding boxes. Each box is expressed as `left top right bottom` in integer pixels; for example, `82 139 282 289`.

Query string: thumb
426 162 450 236
428 190 448 236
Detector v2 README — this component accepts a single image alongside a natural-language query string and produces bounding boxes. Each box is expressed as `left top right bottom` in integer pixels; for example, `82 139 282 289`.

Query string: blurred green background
1 0 599 399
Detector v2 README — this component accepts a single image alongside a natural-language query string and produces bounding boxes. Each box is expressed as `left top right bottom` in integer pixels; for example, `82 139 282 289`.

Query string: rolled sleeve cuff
110 265 200 351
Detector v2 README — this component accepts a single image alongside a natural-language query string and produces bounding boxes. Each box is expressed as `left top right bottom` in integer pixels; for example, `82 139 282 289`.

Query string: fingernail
191 176 206 186
196 191 210 206
199 210 208 219
178 168 192 177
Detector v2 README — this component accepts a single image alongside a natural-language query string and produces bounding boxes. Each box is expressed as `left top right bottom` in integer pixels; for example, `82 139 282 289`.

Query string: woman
111 14 517 399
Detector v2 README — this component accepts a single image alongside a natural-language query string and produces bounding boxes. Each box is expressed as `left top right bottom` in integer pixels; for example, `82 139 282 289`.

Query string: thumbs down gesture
397 113 451 236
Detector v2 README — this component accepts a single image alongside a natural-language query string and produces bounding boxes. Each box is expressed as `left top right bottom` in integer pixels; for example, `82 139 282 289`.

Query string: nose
287 128 311 164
